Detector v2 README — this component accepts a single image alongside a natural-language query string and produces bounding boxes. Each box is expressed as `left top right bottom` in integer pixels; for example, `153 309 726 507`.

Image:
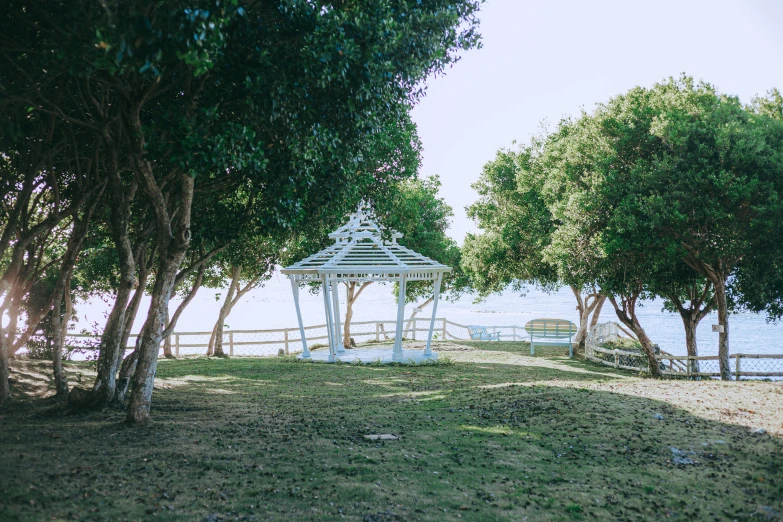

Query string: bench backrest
468 326 491 340
524 318 577 339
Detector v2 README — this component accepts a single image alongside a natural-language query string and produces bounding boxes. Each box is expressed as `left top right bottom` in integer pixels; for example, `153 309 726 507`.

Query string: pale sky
411 0 783 243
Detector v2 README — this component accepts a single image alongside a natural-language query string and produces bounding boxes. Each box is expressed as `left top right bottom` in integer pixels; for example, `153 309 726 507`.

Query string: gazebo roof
281 210 452 282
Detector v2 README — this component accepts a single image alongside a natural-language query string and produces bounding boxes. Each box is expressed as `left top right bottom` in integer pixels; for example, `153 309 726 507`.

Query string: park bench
467 325 501 341
524 318 578 357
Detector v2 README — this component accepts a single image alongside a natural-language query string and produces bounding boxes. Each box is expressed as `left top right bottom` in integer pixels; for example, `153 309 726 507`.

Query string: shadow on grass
0 357 781 522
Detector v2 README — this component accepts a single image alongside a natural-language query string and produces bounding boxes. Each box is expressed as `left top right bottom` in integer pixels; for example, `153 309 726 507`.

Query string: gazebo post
289 277 310 358
393 274 407 362
321 275 336 362
331 277 344 354
424 272 443 357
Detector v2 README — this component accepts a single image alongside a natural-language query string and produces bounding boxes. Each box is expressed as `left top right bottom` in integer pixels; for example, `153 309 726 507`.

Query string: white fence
585 322 783 380
63 319 532 358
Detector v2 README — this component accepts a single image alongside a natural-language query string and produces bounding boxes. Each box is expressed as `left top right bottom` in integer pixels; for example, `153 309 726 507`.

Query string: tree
206 239 277 357
462 141 604 350
598 78 783 379
1 0 482 420
732 89 783 323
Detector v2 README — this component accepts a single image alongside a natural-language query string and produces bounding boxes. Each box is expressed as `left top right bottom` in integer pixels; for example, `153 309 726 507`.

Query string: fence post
284 329 289 355
375 322 380 342
735 354 741 381
513 326 516 341
412 318 416 341
442 318 447 339
229 331 234 356
175 334 180 357
614 353 619 368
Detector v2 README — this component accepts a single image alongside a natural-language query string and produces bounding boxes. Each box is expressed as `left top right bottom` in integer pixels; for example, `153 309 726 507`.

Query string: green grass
1 348 781 521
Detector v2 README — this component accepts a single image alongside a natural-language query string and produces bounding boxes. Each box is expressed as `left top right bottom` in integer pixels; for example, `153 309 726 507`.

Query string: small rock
751 427 767 435
652 413 664 420
669 447 695 457
364 434 399 441
278 348 285 356
669 447 695 465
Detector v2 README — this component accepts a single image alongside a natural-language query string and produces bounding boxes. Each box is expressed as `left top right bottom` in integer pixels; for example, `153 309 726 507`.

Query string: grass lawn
1 341 782 521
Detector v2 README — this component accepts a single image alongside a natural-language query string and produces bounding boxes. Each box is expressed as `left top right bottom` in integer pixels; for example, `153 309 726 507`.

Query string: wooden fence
64 318 523 357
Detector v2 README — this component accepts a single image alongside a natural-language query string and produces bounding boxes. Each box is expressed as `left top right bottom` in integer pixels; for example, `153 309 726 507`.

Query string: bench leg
530 337 534 356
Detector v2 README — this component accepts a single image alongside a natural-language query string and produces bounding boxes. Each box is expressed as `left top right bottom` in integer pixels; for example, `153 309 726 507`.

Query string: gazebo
281 210 452 363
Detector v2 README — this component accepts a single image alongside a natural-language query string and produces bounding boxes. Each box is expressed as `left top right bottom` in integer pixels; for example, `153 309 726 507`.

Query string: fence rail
585 322 783 380
60 319 533 358
60 319 782 379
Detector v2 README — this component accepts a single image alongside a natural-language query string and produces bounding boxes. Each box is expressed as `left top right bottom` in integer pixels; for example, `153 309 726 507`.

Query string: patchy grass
1 343 782 521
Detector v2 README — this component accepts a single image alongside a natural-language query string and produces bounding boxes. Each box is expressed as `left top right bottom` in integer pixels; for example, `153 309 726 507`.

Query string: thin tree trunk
713 278 731 380
683 318 700 375
342 281 371 348
207 322 217 356
608 294 660 377
571 287 603 352
88 171 138 408
163 306 174 358
0 326 10 404
343 283 355 348
590 295 606 330
126 170 194 424
114 327 143 405
668 284 714 377
404 295 435 339
214 265 242 357
49 193 102 400
116 256 151 372
50 278 70 399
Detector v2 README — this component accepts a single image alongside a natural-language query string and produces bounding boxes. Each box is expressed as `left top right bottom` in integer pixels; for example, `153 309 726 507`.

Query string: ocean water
69 271 783 358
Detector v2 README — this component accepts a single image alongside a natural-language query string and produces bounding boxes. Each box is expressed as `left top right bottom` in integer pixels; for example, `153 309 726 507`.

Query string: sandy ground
429 342 783 437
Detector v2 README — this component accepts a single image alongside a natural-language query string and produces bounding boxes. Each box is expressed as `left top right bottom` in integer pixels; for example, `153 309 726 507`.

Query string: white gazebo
281 210 452 363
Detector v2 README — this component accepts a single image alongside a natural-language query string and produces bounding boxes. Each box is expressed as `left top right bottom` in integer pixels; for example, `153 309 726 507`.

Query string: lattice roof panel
281 210 452 282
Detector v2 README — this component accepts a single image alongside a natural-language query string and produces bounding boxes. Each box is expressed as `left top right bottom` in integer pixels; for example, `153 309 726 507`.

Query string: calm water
71 272 783 357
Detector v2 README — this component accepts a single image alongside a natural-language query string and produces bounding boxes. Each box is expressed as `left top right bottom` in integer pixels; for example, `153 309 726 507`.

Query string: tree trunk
404 295 436 340
116 256 151 372
126 170 194 424
214 265 242 357
570 287 604 352
50 281 69 399
87 170 138 408
0 327 10 404
608 294 661 377
343 283 356 348
590 295 606 330
207 322 217 356
126 255 185 423
342 282 371 348
163 306 174 358
683 318 700 375
713 278 731 380
49 193 102 401
114 334 141 405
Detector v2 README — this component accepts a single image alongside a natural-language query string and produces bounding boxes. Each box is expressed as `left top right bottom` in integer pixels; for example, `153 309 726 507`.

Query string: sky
411 0 783 243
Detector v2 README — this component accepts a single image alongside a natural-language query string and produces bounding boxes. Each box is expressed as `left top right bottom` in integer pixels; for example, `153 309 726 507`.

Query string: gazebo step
299 348 438 364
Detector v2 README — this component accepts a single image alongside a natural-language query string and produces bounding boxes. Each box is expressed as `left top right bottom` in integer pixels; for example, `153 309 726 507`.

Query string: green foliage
374 175 467 302
463 143 559 297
